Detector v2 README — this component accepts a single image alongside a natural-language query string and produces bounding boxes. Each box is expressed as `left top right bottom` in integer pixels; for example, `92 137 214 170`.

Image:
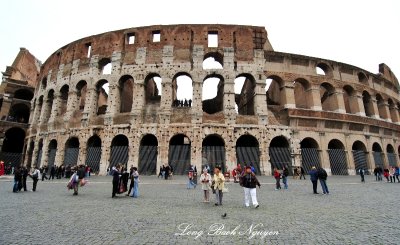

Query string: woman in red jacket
273 168 281 190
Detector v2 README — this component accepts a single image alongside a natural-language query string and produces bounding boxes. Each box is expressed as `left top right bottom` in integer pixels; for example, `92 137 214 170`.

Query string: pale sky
1 0 399 91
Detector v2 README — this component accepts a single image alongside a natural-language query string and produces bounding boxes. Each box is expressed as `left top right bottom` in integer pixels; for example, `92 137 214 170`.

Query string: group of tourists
12 165 40 192
157 164 174 180
111 164 139 198
172 99 192 108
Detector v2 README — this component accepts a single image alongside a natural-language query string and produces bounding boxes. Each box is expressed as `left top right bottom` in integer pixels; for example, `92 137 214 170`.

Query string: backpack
32 170 39 178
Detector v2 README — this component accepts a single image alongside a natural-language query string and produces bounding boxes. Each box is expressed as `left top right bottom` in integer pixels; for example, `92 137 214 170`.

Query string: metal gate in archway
202 146 226 173
47 149 57 169
139 145 157 175
373 152 384 168
169 145 191 175
236 147 260 174
352 150 369 174
301 148 321 173
269 147 292 174
328 149 348 175
387 153 397 167
109 146 128 169
86 147 101 173
64 148 79 166
0 152 22 168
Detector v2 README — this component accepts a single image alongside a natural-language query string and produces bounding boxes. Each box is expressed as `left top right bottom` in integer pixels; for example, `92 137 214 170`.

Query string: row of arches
27 133 400 175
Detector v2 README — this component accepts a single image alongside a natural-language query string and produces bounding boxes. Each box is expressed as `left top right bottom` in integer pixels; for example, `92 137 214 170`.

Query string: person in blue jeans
317 167 329 195
282 166 289 189
308 166 319 194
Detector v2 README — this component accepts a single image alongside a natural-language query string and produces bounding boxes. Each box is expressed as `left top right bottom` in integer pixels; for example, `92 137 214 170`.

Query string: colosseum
23 24 400 176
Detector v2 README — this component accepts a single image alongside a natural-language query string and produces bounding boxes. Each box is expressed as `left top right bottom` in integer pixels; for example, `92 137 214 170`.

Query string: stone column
49 93 61 123
99 134 111 175
307 86 322 111
191 74 203 124
354 91 366 116
41 138 49 167
334 91 346 114
370 98 380 119
379 102 391 122
55 142 65 167
191 126 202 170
223 73 236 125
82 87 98 124
389 104 399 123
254 76 268 125
281 82 296 109
30 99 41 125
64 90 78 122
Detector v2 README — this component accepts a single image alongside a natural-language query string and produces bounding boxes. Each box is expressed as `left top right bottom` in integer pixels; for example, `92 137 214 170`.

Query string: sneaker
215 203 219 206
255 205 259 209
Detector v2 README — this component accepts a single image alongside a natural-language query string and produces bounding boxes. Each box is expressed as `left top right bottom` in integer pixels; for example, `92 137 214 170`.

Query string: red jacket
274 170 281 179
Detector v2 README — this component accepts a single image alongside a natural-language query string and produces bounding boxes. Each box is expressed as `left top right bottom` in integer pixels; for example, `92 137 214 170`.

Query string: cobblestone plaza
1 175 399 244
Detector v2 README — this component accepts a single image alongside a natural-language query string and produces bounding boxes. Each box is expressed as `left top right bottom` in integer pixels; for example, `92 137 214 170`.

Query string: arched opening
316 63 332 76
234 74 255 115
376 94 387 119
202 134 225 173
343 85 356 114
99 58 112 75
96 79 109 115
358 72 368 83
119 75 134 113
47 140 57 170
266 76 283 106
320 83 337 112
172 73 193 108
0 127 25 168
388 99 398 123
41 77 47 90
36 139 44 168
43 89 54 121
203 52 223 69
269 136 292 174
327 139 348 175
144 73 162 105
236 135 260 174
14 89 33 101
300 137 321 173
8 103 30 123
60 85 69 116
64 137 79 166
168 134 191 175
294 78 311 109
202 74 224 114
352 141 369 174
139 134 158 175
86 135 102 173
372 143 384 169
387 144 397 167
76 80 87 111
109 135 129 169
362 91 374 117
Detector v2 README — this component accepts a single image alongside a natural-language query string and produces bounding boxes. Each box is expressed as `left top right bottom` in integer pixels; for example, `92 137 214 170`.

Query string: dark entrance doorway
202 134 226 173
168 134 191 175
236 135 260 175
139 134 158 175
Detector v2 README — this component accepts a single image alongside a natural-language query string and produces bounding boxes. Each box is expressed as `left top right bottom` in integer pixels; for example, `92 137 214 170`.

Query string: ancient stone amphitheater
25 24 400 176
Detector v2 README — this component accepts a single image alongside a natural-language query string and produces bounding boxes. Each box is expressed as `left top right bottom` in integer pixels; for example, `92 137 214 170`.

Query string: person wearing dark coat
240 166 261 208
112 165 121 198
300 166 306 180
21 167 28 191
13 166 22 193
317 167 329 194
50 166 56 180
308 166 319 194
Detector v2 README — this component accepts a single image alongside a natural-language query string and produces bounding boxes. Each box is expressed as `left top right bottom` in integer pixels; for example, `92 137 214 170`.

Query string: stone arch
376 94 387 119
235 134 260 174
109 134 129 169
41 77 47 90
234 74 256 115
14 89 33 101
320 82 337 112
362 91 374 117
169 134 191 175
47 139 57 169
300 137 321 173
386 144 397 167
343 85 356 114
372 142 384 169
202 134 226 173
59 84 69 116
172 72 193 107
266 75 284 106
8 103 30 123
352 140 368 174
139 134 158 175
144 73 162 105
269 136 292 174
358 72 368 83
76 80 87 111
64 137 79 166
86 135 102 173
327 139 348 175
1 127 25 168
294 78 312 109
96 79 109 115
316 62 333 77
119 75 134 113
203 52 223 69
202 74 224 114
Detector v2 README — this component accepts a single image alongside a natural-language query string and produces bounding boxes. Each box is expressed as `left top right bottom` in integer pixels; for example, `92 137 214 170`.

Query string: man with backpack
317 167 329 195
30 166 40 191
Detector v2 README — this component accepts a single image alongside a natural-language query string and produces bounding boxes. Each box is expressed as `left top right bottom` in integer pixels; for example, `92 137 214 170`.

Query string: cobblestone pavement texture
0 174 399 245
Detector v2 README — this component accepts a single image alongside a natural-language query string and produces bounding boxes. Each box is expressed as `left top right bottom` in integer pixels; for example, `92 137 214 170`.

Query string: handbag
222 187 229 193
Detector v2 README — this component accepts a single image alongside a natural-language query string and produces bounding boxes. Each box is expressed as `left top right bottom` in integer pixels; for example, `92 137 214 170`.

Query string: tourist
293 167 299 179
130 167 139 198
41 166 49 181
317 167 329 195
158 165 164 178
273 168 281 190
187 167 196 189
200 168 211 202
126 167 135 196
13 166 22 193
50 165 56 180
119 166 129 194
395 167 400 182
112 165 121 198
70 165 86 195
373 167 379 181
359 168 365 182
383 168 390 182
29 166 40 192
212 166 225 206
299 166 306 180
282 166 289 189
21 166 28 191
389 167 395 183
0 161 4 176
164 164 170 180
309 166 319 194
240 166 261 208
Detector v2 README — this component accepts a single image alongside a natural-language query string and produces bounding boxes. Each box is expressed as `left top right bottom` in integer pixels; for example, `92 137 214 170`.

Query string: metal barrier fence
328 149 349 175
301 148 321 173
236 146 261 175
